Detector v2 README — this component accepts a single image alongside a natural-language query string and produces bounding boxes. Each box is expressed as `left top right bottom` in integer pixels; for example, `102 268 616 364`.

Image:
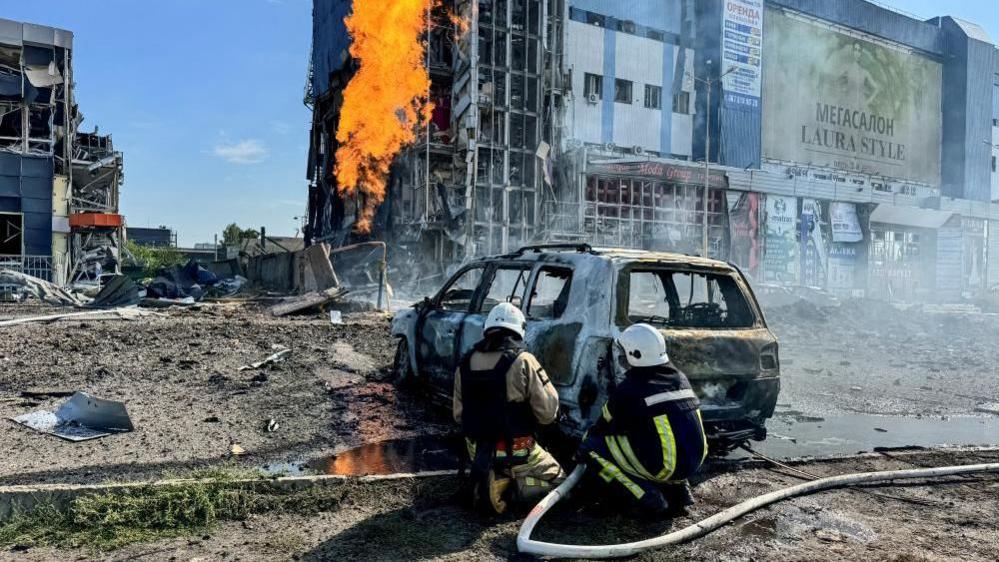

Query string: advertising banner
827 243 858 290
721 0 763 110
762 9 942 184
830 202 863 243
800 199 827 287
763 195 799 284
728 192 761 279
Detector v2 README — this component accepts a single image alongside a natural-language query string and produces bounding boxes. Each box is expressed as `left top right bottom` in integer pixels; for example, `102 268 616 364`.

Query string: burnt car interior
626 268 756 329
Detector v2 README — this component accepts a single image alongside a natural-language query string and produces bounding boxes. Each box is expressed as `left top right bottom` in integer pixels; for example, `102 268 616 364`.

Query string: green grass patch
0 472 445 553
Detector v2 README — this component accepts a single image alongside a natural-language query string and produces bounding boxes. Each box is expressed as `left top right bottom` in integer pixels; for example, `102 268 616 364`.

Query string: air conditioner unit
586 93 600 104
632 145 645 156
604 142 617 153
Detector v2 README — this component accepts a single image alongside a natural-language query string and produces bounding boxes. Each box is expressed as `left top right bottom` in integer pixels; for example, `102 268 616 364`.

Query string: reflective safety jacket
585 364 708 483
453 336 559 461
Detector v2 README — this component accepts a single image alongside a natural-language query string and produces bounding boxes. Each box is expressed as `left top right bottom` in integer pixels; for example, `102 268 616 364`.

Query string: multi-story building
0 18 123 285
306 1 999 301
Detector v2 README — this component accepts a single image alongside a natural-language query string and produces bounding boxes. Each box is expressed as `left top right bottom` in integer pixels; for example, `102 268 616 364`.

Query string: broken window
495 0 508 26
438 266 485 311
584 73 602 99
511 34 526 69
510 112 525 147
493 31 507 66
511 73 525 108
645 85 662 110
491 148 505 184
509 151 524 185
511 0 526 31
624 269 756 329
479 0 493 25
527 38 539 73
528 267 572 319
479 266 531 311
673 91 690 114
528 0 542 35
614 79 633 104
0 213 23 255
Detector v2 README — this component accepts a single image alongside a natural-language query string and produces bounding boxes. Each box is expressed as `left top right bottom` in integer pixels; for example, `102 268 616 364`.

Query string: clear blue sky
4 0 313 246
3 1 997 245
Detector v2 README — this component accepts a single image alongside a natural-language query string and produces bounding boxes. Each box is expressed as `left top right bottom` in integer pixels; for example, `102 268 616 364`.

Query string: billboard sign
721 0 763 109
762 10 942 185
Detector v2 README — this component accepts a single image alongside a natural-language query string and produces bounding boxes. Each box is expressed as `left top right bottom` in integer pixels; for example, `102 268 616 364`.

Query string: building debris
268 286 347 317
10 392 134 442
0 306 161 327
0 270 88 306
238 346 292 371
88 275 140 308
975 403 999 416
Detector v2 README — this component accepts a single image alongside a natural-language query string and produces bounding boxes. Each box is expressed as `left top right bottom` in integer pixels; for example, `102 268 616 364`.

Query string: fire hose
517 460 999 559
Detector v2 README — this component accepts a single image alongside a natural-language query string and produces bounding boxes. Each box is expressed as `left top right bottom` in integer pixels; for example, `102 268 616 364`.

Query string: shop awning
870 204 955 230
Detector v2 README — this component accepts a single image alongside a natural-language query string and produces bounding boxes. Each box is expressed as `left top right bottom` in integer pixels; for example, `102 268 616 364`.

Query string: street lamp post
689 61 737 258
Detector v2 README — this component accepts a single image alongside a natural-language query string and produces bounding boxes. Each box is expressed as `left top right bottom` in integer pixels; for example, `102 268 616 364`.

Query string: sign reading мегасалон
803 103 905 162
762 9 942 185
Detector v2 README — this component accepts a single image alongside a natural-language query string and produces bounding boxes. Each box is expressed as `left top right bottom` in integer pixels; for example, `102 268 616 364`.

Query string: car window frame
615 263 762 329
525 265 575 321
475 261 534 315
434 263 488 312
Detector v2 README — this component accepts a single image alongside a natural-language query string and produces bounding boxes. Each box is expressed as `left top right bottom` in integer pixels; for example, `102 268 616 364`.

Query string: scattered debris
18 390 75 399
238 346 292 371
229 443 246 456
265 419 279 433
975 403 999 416
268 287 347 317
10 392 134 442
874 427 888 433
0 307 161 327
89 275 140 308
329 310 344 324
0 270 88 306
140 296 197 308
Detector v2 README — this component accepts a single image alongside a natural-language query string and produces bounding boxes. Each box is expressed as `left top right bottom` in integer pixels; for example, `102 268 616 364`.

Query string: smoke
335 0 435 234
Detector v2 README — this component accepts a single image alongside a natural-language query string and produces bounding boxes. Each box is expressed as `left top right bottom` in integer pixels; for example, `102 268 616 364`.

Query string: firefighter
579 323 708 518
453 302 564 514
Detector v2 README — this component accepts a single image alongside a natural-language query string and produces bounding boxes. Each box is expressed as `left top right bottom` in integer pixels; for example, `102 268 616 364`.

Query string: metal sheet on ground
10 392 133 442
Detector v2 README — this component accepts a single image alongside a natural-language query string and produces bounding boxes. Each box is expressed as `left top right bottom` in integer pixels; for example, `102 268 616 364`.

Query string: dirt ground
0 301 449 486
2 296 998 484
6 448 998 561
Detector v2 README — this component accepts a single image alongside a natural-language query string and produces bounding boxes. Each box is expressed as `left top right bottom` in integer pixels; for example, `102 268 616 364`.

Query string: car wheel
391 338 414 385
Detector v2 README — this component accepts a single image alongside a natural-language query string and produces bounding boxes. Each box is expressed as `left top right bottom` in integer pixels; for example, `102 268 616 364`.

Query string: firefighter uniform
453 336 564 512
581 363 708 517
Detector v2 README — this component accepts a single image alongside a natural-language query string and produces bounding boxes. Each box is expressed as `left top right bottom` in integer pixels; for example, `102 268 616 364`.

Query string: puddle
308 436 461 476
755 413 999 458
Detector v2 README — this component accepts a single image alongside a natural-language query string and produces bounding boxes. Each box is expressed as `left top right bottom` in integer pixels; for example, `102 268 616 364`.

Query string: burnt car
391 244 780 453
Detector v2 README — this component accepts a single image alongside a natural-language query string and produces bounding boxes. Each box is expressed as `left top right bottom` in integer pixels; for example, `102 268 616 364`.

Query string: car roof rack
506 243 595 257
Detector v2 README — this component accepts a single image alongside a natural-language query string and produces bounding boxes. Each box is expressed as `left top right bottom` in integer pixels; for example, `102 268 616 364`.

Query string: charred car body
391 244 780 453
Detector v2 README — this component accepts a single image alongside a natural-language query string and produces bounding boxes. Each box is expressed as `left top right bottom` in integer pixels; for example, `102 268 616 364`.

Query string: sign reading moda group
588 161 727 189
721 0 763 109
762 10 942 185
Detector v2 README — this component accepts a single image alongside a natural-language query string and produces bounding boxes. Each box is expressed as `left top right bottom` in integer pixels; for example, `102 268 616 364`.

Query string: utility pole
689 60 736 258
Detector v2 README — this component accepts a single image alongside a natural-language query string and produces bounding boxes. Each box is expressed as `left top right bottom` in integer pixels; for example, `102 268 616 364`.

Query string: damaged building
307 0 999 302
0 17 123 286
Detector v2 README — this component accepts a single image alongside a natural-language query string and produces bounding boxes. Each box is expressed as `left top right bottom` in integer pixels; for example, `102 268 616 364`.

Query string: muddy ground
8 448 999 561
2 296 998 484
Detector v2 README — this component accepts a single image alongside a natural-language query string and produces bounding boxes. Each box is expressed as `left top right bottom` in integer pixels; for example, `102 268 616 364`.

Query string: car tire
391 338 414 385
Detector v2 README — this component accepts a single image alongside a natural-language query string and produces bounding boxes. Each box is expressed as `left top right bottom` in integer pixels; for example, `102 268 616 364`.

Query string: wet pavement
757 410 999 458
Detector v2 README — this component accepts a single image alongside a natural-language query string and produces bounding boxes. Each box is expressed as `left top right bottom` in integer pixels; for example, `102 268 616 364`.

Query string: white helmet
484 302 527 339
617 323 669 367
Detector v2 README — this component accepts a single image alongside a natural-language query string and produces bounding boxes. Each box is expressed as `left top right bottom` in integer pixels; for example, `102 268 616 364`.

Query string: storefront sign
587 161 728 189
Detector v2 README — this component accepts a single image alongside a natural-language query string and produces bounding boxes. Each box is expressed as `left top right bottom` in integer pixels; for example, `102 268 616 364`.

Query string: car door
523 265 578 386
416 264 488 395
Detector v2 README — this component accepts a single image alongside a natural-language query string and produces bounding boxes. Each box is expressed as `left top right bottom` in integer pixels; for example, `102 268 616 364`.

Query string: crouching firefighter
453 302 564 514
579 323 708 518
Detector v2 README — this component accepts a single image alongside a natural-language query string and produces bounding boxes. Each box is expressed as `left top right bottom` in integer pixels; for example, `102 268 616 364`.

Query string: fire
335 0 434 234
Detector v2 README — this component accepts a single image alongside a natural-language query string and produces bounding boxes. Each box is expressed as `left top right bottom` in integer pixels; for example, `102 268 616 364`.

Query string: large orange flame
335 0 435 234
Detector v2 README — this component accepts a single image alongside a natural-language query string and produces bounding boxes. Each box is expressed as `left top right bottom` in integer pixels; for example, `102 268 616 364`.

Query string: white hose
517 461 999 559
